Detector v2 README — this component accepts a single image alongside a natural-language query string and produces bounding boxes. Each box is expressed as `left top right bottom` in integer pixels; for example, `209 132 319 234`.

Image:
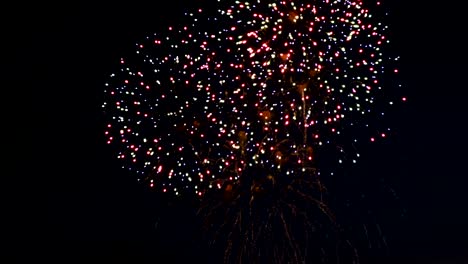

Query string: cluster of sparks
102 0 404 197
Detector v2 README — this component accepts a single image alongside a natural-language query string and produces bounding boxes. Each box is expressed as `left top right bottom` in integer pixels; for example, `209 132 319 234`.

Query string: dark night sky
7 0 468 263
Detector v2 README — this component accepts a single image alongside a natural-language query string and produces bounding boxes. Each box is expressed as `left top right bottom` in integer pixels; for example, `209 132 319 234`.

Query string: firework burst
102 0 404 262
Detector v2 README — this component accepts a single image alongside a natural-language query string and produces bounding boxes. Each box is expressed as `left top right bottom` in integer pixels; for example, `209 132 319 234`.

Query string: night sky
7 0 468 263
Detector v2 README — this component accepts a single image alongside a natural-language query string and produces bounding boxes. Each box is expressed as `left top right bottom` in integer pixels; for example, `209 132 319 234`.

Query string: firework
103 0 402 194
102 0 404 262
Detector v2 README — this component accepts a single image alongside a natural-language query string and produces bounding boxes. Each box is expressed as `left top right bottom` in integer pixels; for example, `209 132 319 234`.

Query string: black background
6 0 467 263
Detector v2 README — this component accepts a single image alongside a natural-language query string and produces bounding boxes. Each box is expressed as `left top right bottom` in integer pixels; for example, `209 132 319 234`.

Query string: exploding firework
102 0 404 262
